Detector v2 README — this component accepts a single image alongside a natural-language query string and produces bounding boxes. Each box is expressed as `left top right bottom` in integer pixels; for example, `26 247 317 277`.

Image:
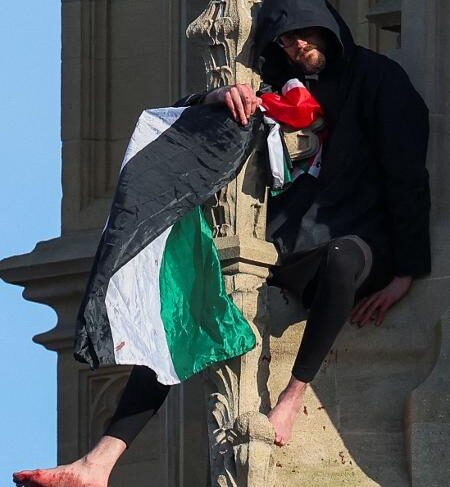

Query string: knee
323 238 365 280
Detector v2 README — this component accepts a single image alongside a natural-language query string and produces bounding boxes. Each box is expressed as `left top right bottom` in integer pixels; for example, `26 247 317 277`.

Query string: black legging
105 366 170 447
271 237 371 382
105 236 372 446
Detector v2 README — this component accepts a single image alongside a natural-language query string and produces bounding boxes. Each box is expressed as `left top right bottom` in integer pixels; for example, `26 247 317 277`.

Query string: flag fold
74 104 262 384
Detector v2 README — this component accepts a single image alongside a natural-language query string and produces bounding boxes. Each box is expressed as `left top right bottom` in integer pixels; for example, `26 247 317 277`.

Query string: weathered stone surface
187 2 278 485
1 1 450 486
406 308 450 487
267 278 450 486
232 412 276 487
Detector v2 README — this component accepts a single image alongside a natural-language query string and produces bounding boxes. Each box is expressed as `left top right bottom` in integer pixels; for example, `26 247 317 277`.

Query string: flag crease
74 104 262 384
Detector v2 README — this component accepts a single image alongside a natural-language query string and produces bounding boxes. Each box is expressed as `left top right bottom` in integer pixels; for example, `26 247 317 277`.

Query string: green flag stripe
159 207 256 381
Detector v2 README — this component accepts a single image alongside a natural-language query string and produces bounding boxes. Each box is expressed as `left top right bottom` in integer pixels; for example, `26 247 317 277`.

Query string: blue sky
0 3 60 485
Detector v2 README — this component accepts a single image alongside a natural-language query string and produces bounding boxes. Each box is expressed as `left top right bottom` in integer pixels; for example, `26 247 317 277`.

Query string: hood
254 0 356 88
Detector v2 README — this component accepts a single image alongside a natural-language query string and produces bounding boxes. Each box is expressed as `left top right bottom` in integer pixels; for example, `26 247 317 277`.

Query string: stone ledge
0 230 100 285
0 231 279 350
0 230 101 352
215 235 278 278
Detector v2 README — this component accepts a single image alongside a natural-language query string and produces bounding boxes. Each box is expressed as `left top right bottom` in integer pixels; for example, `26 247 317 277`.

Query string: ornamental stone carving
187 2 277 485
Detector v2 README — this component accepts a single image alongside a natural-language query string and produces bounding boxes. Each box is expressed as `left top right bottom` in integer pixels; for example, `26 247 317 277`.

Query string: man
13 1 430 485
205 0 430 446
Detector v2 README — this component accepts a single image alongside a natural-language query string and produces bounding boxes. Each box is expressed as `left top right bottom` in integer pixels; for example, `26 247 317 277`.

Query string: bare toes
13 471 31 485
13 471 42 487
274 436 286 447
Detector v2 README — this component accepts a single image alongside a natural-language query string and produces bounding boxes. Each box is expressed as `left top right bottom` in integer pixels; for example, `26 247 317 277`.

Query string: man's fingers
250 95 258 117
358 295 382 327
353 276 411 328
237 84 258 118
216 84 260 123
351 297 369 317
375 299 394 326
244 94 253 118
351 297 368 320
230 87 248 125
352 294 379 324
375 306 388 327
360 296 387 327
224 91 237 121
359 301 382 327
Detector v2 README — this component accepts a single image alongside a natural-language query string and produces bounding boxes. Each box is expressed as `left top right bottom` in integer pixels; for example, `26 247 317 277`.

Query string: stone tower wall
1 1 449 486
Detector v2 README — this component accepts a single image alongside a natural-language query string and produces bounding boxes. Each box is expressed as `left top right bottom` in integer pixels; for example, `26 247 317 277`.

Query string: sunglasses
275 28 319 49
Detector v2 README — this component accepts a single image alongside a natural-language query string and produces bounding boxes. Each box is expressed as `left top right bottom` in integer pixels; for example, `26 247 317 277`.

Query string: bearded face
277 27 327 74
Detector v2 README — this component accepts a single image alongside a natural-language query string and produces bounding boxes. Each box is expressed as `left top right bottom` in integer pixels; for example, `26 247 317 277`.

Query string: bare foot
268 376 307 446
13 457 110 487
13 435 126 487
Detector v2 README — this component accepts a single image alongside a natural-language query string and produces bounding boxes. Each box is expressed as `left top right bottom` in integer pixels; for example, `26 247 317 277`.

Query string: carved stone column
187 2 277 486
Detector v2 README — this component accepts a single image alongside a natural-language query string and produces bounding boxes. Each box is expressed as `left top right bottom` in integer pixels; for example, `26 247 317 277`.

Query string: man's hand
351 275 413 327
204 84 262 126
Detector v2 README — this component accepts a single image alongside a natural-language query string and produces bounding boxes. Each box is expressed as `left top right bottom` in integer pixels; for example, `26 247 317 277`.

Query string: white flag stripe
121 107 187 172
105 227 180 384
282 78 305 96
264 115 285 189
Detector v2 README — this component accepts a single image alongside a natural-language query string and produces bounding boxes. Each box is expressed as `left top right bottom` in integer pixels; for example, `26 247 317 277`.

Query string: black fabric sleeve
173 92 208 107
374 60 431 277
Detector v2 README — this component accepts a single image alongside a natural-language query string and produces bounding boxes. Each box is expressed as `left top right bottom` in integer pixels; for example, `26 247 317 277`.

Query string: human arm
204 84 262 125
351 275 412 326
352 61 430 326
174 84 261 124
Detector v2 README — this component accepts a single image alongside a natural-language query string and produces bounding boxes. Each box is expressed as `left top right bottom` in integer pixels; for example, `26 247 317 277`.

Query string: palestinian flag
261 78 324 129
74 104 261 385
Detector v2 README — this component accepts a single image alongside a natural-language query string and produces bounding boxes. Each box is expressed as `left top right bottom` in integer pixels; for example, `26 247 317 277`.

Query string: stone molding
187 2 277 485
0 231 100 351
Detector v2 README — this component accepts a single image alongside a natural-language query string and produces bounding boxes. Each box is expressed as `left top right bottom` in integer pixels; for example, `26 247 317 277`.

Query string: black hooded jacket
256 0 431 281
